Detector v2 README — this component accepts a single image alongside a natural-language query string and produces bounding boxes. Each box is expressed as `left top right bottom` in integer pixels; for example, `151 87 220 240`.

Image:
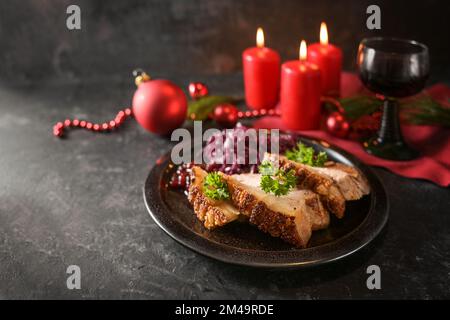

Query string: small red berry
188 82 209 100
213 103 239 128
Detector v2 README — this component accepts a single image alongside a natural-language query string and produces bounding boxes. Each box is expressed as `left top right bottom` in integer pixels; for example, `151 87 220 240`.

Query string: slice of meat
264 153 346 218
304 191 330 231
230 173 329 231
222 173 329 248
188 166 240 229
313 163 370 200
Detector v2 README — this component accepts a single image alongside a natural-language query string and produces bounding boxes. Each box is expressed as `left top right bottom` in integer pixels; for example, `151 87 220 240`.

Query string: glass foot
363 137 420 161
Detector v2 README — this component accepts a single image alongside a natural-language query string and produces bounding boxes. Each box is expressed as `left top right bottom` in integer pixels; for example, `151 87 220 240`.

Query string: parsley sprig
203 172 230 200
285 142 327 167
258 161 297 196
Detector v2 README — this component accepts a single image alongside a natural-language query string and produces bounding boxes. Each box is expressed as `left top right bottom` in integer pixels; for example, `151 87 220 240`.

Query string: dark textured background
0 0 449 83
0 0 449 299
0 76 449 299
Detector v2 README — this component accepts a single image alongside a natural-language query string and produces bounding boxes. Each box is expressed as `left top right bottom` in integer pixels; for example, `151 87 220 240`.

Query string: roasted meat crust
273 154 346 219
326 163 370 198
224 176 310 248
188 185 234 229
187 166 239 229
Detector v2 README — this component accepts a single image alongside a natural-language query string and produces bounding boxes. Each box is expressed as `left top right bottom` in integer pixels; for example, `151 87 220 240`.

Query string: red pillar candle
243 28 280 110
280 40 321 130
307 22 343 97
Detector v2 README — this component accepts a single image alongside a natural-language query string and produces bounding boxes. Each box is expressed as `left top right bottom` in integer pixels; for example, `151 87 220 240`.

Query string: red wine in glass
357 37 429 160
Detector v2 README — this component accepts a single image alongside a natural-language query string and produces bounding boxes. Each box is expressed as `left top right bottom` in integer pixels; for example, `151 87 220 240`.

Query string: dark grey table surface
0 74 449 299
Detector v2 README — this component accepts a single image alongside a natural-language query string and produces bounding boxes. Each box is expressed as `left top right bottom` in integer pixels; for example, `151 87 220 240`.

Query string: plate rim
143 135 389 268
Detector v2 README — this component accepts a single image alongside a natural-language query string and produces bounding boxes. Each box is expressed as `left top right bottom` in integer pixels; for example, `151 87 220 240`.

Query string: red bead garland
53 103 281 137
52 107 133 137
210 104 281 128
237 108 281 118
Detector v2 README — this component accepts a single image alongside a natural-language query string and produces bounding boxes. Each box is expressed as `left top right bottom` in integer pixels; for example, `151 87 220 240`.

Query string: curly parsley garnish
285 142 327 167
203 172 230 200
258 161 297 196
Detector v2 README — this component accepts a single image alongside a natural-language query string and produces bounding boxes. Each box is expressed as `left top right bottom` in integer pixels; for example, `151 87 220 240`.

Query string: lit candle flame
256 27 264 48
320 22 328 45
299 40 307 61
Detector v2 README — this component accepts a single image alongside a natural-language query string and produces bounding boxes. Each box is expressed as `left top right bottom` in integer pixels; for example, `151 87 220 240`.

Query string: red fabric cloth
253 73 450 187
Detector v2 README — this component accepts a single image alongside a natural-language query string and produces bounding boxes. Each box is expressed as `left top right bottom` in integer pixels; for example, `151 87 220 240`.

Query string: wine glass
357 37 430 160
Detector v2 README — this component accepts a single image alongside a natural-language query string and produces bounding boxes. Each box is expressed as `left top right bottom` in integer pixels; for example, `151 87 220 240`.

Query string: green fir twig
187 95 239 121
336 95 449 127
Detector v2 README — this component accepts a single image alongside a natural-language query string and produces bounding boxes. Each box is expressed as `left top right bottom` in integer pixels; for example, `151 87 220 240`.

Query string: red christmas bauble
213 103 239 128
132 79 187 135
188 82 209 99
326 111 350 138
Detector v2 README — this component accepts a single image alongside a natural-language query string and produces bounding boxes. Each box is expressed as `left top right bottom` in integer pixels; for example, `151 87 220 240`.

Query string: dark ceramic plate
143 136 389 268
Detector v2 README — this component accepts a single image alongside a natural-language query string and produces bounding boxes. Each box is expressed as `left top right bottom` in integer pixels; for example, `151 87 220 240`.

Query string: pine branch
338 95 450 127
403 97 450 127
338 96 381 120
187 96 238 121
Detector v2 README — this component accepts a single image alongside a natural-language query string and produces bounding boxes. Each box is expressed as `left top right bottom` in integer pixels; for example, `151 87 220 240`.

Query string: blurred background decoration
0 0 448 84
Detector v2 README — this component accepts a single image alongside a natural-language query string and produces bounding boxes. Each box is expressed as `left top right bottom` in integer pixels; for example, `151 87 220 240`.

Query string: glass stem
378 99 403 143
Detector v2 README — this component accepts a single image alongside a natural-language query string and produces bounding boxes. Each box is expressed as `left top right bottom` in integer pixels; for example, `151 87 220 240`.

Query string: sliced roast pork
313 163 370 200
264 153 346 218
188 166 240 229
222 173 330 248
